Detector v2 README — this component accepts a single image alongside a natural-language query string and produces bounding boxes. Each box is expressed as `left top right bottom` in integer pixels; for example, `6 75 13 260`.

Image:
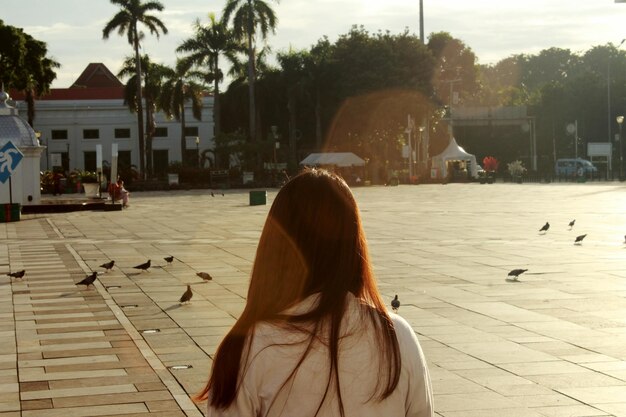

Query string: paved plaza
2 182 626 416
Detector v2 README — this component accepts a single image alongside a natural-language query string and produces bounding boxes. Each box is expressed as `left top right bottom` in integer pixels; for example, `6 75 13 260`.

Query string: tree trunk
145 99 155 178
213 54 221 137
134 34 145 180
180 103 187 165
26 89 35 127
247 23 256 143
288 90 297 167
315 87 322 149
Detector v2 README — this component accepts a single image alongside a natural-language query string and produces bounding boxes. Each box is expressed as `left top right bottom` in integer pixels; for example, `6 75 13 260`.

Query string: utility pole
419 0 424 43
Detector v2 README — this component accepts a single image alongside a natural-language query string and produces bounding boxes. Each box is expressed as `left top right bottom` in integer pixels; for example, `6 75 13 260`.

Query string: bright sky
3 0 626 88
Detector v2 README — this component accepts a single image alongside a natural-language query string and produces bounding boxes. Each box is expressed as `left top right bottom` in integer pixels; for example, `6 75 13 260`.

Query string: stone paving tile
4 185 626 416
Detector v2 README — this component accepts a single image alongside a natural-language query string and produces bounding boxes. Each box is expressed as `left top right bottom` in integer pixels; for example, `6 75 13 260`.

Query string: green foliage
0 20 59 126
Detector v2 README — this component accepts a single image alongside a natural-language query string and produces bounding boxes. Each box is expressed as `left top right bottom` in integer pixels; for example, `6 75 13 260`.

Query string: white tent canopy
300 152 365 167
431 138 478 179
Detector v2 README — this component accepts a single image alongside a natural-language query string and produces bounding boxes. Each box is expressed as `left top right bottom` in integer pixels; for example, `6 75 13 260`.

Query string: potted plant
507 160 526 183
482 156 499 184
80 171 100 197
167 161 181 188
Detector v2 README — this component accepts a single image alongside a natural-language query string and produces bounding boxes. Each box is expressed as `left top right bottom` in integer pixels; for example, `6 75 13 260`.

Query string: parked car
555 158 597 177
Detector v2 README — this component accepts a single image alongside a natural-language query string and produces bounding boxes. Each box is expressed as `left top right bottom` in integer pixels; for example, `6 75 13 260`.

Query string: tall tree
277 49 306 167
159 61 204 166
118 55 169 176
0 21 58 126
103 0 168 178
0 20 26 91
177 13 243 138
223 0 278 143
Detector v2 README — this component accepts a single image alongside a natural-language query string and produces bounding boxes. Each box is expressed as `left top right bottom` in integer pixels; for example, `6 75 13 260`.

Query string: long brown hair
195 168 401 415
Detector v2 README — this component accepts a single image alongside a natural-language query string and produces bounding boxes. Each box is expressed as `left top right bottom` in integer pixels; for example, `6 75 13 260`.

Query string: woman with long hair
196 168 432 416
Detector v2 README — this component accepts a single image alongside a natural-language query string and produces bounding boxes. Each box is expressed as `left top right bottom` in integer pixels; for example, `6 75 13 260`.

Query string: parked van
555 158 597 177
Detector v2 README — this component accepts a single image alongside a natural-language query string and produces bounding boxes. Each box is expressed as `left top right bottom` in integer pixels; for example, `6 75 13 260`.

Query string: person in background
108 176 130 207
196 168 433 417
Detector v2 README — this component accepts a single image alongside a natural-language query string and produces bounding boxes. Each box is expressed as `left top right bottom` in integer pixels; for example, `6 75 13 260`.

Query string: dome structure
0 90 44 207
0 91 39 147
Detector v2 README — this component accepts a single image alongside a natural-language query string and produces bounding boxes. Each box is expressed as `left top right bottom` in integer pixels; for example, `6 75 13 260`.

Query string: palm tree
159 61 204 166
177 13 243 138
223 0 278 143
118 55 170 177
103 0 168 178
277 49 306 167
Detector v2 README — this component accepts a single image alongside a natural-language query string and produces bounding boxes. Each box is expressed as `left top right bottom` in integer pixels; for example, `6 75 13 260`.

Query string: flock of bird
390 218 626 313
6 256 212 305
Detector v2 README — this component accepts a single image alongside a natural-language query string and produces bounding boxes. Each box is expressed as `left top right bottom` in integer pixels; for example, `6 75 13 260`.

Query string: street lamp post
418 126 425 177
195 136 200 168
608 39 625 145
406 115 415 181
618 115 624 179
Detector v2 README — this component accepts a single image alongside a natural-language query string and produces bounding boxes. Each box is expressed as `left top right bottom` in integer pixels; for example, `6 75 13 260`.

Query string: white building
12 63 214 177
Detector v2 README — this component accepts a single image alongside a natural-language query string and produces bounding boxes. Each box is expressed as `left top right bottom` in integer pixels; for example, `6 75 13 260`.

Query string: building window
154 127 168 137
153 150 169 177
51 129 68 140
118 150 132 170
115 128 131 139
184 126 199 137
84 152 97 172
83 129 99 140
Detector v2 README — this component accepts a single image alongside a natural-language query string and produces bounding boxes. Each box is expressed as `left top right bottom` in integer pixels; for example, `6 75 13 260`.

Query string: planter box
83 183 100 198
0 203 21 222
168 174 179 185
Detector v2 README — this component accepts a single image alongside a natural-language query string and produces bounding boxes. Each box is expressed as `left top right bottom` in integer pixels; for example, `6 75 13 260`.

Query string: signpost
0 141 24 222
0 141 24 204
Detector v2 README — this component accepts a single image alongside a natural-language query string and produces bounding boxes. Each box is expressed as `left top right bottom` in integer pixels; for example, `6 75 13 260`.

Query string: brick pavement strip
2 231 202 416
3 185 626 416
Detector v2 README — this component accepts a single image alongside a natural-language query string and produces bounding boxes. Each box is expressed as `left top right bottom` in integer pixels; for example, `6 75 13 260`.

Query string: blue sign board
0 141 24 184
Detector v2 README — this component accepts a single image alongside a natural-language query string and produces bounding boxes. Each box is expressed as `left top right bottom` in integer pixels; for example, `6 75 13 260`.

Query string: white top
208 293 433 417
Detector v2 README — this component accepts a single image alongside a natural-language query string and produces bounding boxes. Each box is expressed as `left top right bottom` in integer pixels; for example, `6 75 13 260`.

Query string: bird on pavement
568 219 575 229
133 260 151 272
210 192 214 197
197 272 212 281
179 285 193 304
574 234 587 244
164 256 174 265
391 295 400 313
99 260 115 272
77 272 98 287
6 269 25 279
507 268 528 280
539 222 550 232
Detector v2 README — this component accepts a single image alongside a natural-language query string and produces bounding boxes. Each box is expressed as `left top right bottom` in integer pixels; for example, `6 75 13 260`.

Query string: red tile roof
71 63 124 88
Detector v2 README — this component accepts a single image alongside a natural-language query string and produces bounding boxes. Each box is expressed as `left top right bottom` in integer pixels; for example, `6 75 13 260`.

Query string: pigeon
6 269 25 279
507 268 528 280
574 234 587 244
179 285 193 304
391 295 400 313
221 192 225 196
77 272 98 287
133 260 151 272
539 222 550 232
99 260 115 272
210 192 214 197
164 256 174 265
196 272 212 281
568 219 575 229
